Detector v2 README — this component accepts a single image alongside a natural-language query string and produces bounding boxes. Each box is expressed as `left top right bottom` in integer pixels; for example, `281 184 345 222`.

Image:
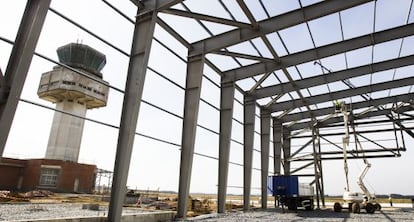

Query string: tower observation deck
38 43 109 162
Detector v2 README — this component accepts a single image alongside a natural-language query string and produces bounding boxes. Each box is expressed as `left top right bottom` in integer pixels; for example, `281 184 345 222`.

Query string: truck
268 175 314 211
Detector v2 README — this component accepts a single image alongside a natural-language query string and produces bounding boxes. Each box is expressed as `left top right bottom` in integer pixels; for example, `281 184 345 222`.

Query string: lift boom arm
357 161 374 201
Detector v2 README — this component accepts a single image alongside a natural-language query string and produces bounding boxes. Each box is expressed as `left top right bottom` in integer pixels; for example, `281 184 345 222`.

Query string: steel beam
255 55 414 99
317 148 404 156
388 115 414 139
291 106 413 131
108 9 157 222
272 118 282 175
260 109 271 209
292 154 399 161
189 0 372 57
0 0 51 157
137 0 183 16
161 9 251 28
290 138 313 158
243 95 256 211
157 18 190 48
217 79 235 213
0 68 3 87
177 54 205 219
213 51 275 63
223 23 414 81
291 127 414 138
283 93 414 123
236 0 258 28
291 161 313 174
269 76 414 112
291 110 390 131
282 127 291 175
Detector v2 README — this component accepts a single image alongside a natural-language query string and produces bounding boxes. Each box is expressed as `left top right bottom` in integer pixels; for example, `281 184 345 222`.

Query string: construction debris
0 190 29 202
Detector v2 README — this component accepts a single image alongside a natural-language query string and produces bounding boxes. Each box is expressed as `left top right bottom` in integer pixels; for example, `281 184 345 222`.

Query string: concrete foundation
22 211 175 222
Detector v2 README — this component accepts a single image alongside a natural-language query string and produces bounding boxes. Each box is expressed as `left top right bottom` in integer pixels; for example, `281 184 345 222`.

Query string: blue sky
1 0 414 196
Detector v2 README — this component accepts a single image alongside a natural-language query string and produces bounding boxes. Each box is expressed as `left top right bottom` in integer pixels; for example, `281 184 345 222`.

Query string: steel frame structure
1 0 414 221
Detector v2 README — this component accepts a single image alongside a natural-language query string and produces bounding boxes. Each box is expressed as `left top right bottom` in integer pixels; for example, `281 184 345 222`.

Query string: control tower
38 43 109 162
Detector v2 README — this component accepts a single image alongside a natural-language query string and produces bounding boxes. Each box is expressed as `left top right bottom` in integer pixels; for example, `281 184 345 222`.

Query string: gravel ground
0 203 145 221
1 203 413 221
189 207 414 222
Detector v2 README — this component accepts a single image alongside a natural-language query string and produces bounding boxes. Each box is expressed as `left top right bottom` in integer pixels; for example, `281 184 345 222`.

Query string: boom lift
333 102 381 214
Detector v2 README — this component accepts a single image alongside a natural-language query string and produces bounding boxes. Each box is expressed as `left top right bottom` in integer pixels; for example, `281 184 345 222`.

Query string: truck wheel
287 200 297 211
333 202 342 212
351 202 360 213
374 203 381 211
365 203 375 214
305 201 312 211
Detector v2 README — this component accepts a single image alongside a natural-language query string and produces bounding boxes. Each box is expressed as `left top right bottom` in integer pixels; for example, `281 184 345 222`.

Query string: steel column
317 129 326 207
282 127 291 175
0 0 51 157
243 95 256 211
312 127 321 209
217 79 235 213
177 54 205 218
108 9 157 222
260 109 271 209
272 118 282 175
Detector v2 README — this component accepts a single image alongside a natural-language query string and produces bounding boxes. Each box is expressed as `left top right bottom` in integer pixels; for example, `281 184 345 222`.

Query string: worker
334 100 341 112
389 195 393 207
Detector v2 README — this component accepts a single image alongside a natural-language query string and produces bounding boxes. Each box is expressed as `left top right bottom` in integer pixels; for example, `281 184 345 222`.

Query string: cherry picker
333 102 381 213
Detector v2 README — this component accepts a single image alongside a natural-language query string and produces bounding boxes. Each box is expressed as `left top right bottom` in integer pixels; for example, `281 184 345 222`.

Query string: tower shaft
45 99 87 162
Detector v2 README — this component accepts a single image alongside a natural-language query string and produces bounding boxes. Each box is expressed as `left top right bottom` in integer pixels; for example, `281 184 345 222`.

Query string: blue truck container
268 175 299 197
268 175 314 210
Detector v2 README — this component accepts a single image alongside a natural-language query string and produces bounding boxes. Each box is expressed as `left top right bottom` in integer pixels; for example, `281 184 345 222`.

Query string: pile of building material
0 190 29 202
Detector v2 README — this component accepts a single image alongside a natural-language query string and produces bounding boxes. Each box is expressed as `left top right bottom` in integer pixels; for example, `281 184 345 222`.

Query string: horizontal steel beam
269 76 414 112
291 154 399 161
282 93 414 122
255 55 414 99
319 148 404 156
223 23 414 81
317 107 414 129
189 0 372 57
291 174 316 177
161 9 252 28
291 126 414 138
137 0 183 16
318 112 414 128
290 109 391 131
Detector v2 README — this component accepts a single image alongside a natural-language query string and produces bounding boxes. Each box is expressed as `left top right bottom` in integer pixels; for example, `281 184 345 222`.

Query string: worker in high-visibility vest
389 195 393 207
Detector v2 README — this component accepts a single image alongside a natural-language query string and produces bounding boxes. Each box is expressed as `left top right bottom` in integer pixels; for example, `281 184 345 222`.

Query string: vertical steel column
177 53 205 219
316 128 326 207
108 9 157 222
282 127 291 175
217 79 235 213
0 0 51 157
260 109 270 209
312 126 321 209
243 95 256 211
272 118 282 175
